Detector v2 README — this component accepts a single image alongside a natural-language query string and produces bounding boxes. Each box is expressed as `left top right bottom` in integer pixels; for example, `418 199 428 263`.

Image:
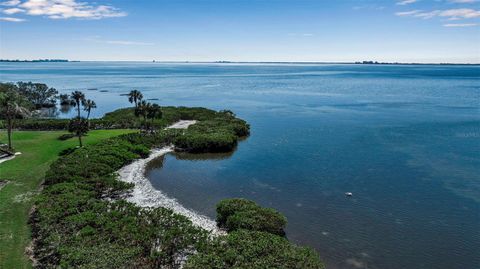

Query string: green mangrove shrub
173 131 238 153
225 207 287 236
185 230 325 269
216 198 259 226
216 198 287 236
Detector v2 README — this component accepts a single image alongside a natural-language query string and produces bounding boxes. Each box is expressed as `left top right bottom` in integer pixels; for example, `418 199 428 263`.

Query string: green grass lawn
0 130 136 269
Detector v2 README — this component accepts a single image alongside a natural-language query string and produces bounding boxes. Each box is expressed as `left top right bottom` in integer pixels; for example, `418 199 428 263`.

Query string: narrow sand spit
166 120 197 129
117 120 222 235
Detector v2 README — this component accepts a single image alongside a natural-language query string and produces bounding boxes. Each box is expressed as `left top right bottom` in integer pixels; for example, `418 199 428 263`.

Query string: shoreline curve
116 121 222 235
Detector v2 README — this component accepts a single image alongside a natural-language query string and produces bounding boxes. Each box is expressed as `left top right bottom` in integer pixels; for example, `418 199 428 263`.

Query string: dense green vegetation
0 83 32 150
185 230 325 269
6 106 250 153
15 82 58 109
185 198 324 268
31 132 209 268
216 198 287 236
105 107 249 152
0 130 136 269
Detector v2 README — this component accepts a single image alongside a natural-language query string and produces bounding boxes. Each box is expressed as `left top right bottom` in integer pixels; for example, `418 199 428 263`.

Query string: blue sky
0 0 479 63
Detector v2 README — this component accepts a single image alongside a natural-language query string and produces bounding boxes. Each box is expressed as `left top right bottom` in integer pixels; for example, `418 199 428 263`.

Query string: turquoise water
1 62 479 269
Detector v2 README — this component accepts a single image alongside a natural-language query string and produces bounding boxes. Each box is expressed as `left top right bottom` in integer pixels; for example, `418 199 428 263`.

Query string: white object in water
345 192 353 197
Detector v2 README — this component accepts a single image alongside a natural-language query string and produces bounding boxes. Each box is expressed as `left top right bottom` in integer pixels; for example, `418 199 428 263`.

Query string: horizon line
1 59 480 65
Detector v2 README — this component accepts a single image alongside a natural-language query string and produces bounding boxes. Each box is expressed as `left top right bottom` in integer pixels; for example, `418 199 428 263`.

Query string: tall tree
134 100 151 130
147 103 162 131
68 117 89 147
128 90 143 108
59 94 74 106
82 99 97 120
0 83 31 150
17 82 58 108
70 91 85 118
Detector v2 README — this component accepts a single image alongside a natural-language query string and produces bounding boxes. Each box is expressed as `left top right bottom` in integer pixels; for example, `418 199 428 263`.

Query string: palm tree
82 99 96 129
134 100 151 130
0 84 31 150
82 99 97 120
128 90 143 108
68 117 89 147
147 104 162 124
70 91 85 118
146 104 162 131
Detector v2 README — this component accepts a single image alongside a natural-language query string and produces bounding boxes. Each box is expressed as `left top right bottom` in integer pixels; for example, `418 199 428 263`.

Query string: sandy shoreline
166 120 197 129
116 121 222 235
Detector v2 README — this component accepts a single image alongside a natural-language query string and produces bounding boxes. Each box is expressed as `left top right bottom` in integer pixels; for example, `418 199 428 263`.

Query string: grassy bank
0 129 136 269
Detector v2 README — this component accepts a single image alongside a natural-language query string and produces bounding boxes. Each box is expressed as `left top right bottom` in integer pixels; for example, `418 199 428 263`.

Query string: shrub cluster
185 230 325 269
216 198 287 236
9 106 250 154
12 118 137 131
14 119 69 130
173 131 237 153
171 111 249 153
186 199 324 268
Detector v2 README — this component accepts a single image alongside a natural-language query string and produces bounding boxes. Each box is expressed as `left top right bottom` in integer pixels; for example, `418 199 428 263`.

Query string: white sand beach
116 121 222 235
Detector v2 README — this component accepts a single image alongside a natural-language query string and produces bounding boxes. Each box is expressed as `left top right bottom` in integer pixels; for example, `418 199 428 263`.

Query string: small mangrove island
0 82 325 268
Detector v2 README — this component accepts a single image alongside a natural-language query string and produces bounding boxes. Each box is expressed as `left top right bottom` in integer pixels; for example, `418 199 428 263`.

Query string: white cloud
353 5 385 11
443 23 477 26
104 40 154 46
397 0 418 5
0 16 25 21
395 10 421 16
439 8 480 19
0 0 20 6
395 8 480 20
2 7 24 14
1 0 126 20
413 10 440 19
288 33 315 37
449 0 477 3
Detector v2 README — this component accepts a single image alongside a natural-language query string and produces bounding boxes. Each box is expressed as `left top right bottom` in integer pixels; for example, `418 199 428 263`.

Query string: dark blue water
1 62 479 269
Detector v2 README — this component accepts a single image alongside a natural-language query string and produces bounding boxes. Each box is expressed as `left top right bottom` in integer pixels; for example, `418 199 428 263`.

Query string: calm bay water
1 62 479 269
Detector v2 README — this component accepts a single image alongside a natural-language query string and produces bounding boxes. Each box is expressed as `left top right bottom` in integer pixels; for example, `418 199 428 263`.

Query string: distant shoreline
0 59 77 63
1 60 479 65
